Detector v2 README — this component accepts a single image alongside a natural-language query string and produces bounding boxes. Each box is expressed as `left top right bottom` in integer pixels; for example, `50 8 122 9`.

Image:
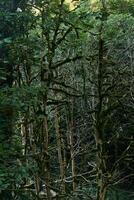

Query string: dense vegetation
0 0 134 199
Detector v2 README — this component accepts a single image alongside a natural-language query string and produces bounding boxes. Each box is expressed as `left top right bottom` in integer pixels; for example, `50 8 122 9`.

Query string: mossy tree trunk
95 12 107 200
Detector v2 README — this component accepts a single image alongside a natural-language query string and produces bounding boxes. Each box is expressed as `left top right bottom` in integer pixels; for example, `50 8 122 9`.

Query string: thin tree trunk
68 101 77 192
69 133 76 191
36 115 51 199
95 134 107 200
42 109 51 200
55 107 66 193
97 182 107 200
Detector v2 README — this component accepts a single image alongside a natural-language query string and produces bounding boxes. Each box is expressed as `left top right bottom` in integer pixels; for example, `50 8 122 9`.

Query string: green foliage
0 0 134 199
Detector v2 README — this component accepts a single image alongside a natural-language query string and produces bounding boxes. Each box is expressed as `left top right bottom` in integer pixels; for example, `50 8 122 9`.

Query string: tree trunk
67 102 77 191
96 136 107 200
69 133 76 192
55 107 66 193
97 183 107 200
42 110 51 200
95 7 108 199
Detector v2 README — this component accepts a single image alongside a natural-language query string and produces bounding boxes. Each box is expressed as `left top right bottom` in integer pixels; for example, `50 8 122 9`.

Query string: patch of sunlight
90 0 101 11
65 0 79 10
